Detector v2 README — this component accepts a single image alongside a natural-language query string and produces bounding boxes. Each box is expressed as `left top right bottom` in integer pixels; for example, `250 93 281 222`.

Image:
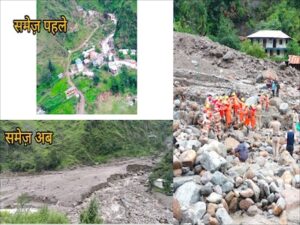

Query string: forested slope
0 121 171 173
174 0 300 55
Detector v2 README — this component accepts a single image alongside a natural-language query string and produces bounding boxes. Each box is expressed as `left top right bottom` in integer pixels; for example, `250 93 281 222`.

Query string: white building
119 49 137 56
83 71 94 77
247 30 291 57
108 62 118 74
75 58 84 72
83 47 95 58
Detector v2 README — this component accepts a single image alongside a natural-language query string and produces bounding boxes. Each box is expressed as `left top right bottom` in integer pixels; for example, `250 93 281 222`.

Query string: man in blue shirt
286 126 295 157
234 138 249 162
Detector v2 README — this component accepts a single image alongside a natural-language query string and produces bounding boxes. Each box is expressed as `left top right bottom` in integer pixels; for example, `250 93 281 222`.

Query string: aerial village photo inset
37 0 137 114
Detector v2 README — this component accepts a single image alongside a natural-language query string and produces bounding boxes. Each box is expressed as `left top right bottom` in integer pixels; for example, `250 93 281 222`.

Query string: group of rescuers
200 92 299 163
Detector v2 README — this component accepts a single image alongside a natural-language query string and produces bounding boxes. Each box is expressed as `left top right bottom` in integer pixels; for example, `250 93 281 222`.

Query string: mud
0 157 172 223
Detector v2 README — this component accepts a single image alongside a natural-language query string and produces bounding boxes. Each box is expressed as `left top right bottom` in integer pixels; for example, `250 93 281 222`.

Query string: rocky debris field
173 32 300 225
174 32 300 111
0 157 172 223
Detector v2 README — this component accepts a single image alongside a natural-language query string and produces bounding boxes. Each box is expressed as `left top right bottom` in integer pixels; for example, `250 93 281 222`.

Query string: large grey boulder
198 151 227 172
216 207 233 225
182 202 206 224
211 171 228 185
174 181 201 208
279 103 289 114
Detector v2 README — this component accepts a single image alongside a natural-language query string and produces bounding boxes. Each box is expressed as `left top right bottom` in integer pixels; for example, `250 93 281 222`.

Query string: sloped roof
247 30 291 39
289 55 300 64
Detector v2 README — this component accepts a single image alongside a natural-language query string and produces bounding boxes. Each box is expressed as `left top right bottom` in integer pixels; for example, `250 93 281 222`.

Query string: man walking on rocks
286 126 295 157
269 116 281 161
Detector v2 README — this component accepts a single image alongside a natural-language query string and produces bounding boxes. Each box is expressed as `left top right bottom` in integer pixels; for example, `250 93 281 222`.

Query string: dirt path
0 157 172 223
65 23 99 114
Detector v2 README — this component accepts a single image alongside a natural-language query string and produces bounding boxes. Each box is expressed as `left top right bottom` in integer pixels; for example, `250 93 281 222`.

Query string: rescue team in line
202 92 269 135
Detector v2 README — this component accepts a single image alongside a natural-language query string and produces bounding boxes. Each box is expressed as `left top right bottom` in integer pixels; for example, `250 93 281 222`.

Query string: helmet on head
241 98 245 102
232 92 236 96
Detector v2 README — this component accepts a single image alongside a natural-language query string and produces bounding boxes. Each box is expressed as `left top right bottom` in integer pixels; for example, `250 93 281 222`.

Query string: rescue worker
224 96 232 128
269 116 281 161
213 110 223 140
259 94 265 111
238 98 245 124
256 102 263 130
231 92 239 118
250 105 256 130
264 94 269 112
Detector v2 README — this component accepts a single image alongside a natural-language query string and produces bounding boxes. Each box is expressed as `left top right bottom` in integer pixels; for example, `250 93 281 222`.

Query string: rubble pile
173 32 300 225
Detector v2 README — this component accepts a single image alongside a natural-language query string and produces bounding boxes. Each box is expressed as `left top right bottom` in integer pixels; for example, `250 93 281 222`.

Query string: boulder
269 97 283 108
223 51 235 61
207 203 217 217
240 188 254 198
186 140 201 151
211 171 228 186
273 197 286 216
227 165 248 177
292 174 300 188
173 198 182 221
182 202 206 224
174 169 182 177
200 171 212 185
262 68 278 81
245 179 260 202
247 205 258 217
258 179 270 197
221 181 234 193
179 150 197 168
174 181 201 208
173 155 182 169
224 137 239 150
281 170 293 184
228 197 238 213
209 217 219 225
239 198 254 210
207 192 223 204
174 99 181 107
198 151 227 172
216 207 233 225
279 103 289 114
200 182 213 196
225 191 235 204
279 150 296 166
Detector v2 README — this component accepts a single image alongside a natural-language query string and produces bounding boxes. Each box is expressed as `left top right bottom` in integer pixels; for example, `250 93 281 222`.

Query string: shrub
80 198 102 224
241 40 267 59
0 207 69 224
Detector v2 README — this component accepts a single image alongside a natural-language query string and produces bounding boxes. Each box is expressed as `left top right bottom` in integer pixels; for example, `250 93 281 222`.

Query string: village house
247 30 291 57
108 62 118 74
83 47 95 58
83 71 94 78
83 59 90 65
65 87 79 99
75 58 84 72
288 55 300 70
119 49 137 56
57 73 64 79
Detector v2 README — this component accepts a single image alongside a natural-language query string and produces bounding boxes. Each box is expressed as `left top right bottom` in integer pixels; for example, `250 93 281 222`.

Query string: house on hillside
65 87 79 99
247 30 291 57
108 62 118 74
75 58 84 72
288 55 300 70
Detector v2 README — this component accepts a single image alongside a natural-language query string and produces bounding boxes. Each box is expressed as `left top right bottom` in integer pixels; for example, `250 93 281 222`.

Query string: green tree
93 76 100 86
287 40 300 55
241 40 267 58
48 60 55 73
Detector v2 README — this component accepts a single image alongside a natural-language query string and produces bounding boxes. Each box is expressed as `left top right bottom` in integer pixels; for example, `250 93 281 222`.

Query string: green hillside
174 0 300 56
0 121 171 173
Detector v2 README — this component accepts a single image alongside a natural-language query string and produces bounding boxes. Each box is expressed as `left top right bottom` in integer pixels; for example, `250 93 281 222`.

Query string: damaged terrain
173 32 300 225
0 157 172 224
